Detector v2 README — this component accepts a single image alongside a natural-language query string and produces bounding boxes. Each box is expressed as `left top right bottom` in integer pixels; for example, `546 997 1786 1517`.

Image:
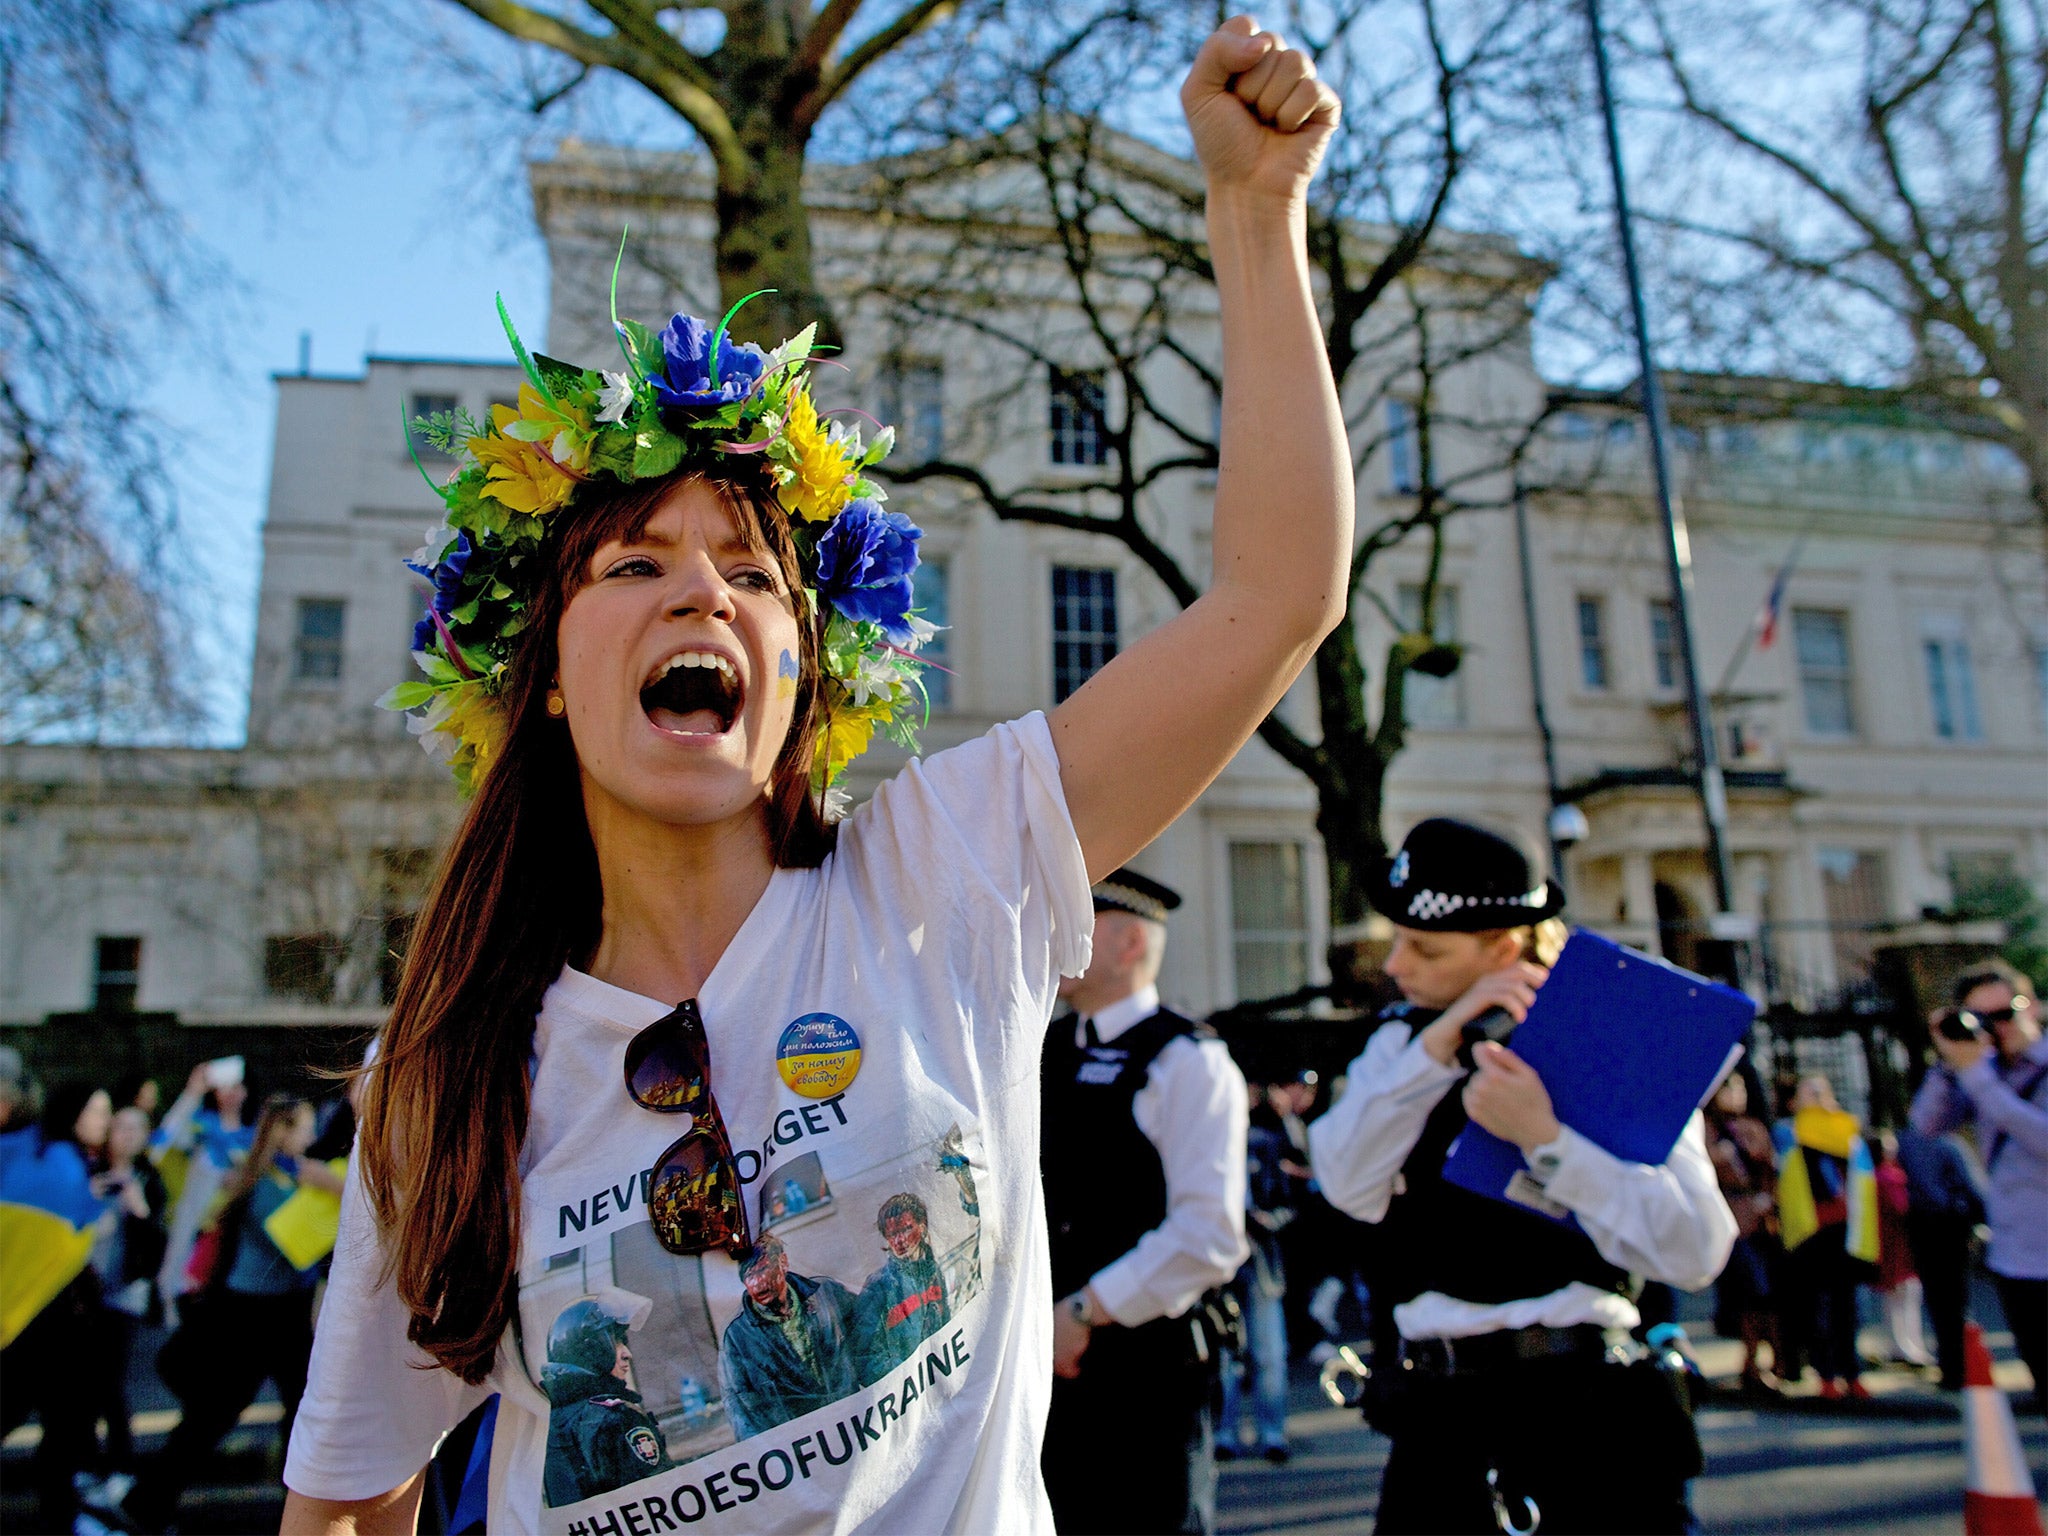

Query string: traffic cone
1962 1322 2044 1535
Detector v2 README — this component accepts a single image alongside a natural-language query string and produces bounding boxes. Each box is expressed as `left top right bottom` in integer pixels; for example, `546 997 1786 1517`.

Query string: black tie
1082 1018 1101 1049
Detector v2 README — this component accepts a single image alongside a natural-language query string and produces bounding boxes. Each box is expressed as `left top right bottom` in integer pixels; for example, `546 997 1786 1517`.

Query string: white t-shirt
284 715 1093 1535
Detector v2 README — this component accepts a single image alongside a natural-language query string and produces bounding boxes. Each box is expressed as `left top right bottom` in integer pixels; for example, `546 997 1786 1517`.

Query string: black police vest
1041 1006 1208 1299
1373 1005 1630 1309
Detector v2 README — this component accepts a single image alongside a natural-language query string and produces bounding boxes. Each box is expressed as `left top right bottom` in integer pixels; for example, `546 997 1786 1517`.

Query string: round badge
776 1013 862 1099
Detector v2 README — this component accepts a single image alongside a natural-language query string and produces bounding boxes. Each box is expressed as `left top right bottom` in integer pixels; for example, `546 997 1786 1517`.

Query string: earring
546 692 566 717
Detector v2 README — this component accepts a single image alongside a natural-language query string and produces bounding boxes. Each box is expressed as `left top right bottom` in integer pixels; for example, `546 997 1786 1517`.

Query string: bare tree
1598 0 2046 531
0 1 210 742
428 0 980 343
856 1 1576 979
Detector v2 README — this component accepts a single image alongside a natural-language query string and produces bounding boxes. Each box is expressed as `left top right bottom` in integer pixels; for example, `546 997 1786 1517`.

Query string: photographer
1307 819 1736 1535
1912 961 2047 1411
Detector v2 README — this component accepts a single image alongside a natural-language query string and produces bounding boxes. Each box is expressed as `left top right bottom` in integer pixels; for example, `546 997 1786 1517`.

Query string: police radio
1454 1007 1519 1071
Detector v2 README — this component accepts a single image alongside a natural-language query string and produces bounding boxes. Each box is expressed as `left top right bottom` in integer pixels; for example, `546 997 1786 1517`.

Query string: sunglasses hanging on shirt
624 999 754 1259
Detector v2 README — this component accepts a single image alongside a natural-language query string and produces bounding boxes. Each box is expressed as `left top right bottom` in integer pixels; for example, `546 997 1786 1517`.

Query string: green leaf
618 319 665 380
451 598 482 626
379 681 438 711
532 352 585 398
633 432 685 478
489 581 514 600
499 611 530 638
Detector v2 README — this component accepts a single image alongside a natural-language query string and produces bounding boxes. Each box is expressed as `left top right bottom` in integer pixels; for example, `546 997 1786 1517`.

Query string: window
93 936 141 1013
1792 608 1855 735
1051 566 1117 702
913 559 952 710
1648 598 1681 691
2035 640 2048 734
1817 847 1889 983
1230 841 1310 1002
1949 849 2018 911
1576 596 1609 691
1397 583 1463 727
1922 623 1982 740
1386 400 1421 494
1049 369 1108 466
879 360 944 463
293 598 346 684
407 393 459 460
264 934 345 1003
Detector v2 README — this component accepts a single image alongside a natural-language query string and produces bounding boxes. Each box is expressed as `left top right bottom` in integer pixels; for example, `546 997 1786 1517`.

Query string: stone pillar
1622 851 1660 957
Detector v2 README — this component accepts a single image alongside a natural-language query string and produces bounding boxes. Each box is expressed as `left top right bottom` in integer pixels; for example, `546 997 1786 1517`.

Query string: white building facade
3 143 2043 1046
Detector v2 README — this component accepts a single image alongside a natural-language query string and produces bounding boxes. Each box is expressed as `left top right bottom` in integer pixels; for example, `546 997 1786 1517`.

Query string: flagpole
1583 0 1737 918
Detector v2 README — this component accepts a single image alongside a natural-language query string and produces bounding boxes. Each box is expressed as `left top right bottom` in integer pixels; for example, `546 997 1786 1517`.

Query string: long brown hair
359 467 834 1383
219 1093 312 1207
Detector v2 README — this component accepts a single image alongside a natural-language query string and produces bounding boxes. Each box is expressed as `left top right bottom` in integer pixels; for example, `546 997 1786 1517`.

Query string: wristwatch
1066 1291 1099 1328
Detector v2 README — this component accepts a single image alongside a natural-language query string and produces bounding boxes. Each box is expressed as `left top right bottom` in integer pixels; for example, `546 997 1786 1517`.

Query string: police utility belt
1397 1323 1613 1379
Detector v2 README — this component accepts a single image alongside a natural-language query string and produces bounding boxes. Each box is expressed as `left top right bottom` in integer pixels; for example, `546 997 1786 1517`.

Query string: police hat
548 1298 630 1376
1367 818 1564 931
1092 868 1182 924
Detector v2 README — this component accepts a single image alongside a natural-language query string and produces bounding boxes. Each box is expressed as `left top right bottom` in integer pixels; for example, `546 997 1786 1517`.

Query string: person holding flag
1774 1075 1879 1399
0 1082 115 1532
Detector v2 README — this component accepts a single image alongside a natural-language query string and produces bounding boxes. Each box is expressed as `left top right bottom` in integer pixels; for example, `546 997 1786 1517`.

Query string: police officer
1307 819 1736 1535
540 1299 675 1507
1041 869 1250 1535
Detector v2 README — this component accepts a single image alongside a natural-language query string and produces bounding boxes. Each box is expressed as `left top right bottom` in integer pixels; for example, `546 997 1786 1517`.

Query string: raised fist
1181 17 1341 205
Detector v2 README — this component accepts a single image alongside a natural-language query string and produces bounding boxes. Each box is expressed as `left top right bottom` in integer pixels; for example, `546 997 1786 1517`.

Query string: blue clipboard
1441 929 1755 1224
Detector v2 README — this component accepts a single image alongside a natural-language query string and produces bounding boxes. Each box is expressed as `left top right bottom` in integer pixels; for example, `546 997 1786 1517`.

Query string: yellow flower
813 700 882 785
468 431 577 516
778 390 856 523
491 383 594 473
444 687 509 792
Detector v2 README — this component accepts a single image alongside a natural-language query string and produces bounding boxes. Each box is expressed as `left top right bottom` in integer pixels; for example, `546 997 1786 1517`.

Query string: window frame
1048 368 1110 468
1575 595 1610 693
879 357 945 464
1396 581 1465 728
1647 597 1681 693
92 935 142 1013
407 392 461 462
912 557 953 711
1791 607 1856 738
1227 839 1312 1005
1050 564 1118 703
1920 618 1983 743
292 597 347 687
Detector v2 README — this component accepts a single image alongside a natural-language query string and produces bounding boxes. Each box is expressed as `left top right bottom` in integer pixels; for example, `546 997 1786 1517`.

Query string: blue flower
813 500 921 641
407 531 474 652
651 313 767 414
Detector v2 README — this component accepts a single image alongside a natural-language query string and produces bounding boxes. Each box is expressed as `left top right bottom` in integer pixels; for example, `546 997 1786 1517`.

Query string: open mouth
640 650 744 737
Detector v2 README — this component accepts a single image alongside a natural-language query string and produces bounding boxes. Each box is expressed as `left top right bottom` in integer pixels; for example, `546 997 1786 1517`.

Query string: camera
1935 1008 1987 1044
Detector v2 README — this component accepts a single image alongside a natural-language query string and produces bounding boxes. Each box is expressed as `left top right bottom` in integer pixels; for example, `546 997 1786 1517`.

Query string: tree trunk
1309 617 1386 932
714 117 835 348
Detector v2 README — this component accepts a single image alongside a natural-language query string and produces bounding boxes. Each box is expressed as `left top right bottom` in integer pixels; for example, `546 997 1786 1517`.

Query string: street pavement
8 1330 2045 1533
1219 1339 2048 1536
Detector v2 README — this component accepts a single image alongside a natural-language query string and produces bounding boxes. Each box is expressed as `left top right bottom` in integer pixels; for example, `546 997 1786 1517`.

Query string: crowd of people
0 1050 356 1534
1690 959 2047 1408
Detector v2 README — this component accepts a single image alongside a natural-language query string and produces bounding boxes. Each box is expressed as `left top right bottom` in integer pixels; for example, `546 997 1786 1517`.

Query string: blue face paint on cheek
776 648 799 700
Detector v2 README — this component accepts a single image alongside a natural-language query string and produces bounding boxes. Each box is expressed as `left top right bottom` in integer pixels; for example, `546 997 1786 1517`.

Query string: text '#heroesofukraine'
557 1094 852 1240
560 1328 974 1534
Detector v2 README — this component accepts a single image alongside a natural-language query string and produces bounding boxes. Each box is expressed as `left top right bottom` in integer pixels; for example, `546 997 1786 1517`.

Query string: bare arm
281 1474 424 1536
1052 16 1351 879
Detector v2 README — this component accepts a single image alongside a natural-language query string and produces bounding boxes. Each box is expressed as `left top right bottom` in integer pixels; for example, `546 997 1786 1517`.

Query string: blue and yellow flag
1775 1106 1879 1263
0 1132 101 1348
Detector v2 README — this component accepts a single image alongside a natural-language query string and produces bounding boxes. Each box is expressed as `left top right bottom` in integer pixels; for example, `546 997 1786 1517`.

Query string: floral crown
381 257 933 798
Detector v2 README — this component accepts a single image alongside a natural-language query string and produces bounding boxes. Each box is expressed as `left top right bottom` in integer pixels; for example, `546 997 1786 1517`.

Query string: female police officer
1308 819 1735 1534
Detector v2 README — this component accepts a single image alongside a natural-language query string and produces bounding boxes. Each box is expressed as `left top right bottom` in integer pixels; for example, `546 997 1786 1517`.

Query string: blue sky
158 82 553 742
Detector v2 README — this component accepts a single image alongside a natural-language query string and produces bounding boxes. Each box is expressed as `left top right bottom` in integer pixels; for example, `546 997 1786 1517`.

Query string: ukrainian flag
0 1133 102 1348
1775 1105 1879 1264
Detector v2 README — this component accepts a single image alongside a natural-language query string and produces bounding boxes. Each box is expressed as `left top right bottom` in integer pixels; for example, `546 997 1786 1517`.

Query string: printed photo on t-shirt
521 1120 985 1512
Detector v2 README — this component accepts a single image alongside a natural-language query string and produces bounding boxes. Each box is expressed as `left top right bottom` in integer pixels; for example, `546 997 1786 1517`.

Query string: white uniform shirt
1073 985 1251 1327
1307 1019 1735 1341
